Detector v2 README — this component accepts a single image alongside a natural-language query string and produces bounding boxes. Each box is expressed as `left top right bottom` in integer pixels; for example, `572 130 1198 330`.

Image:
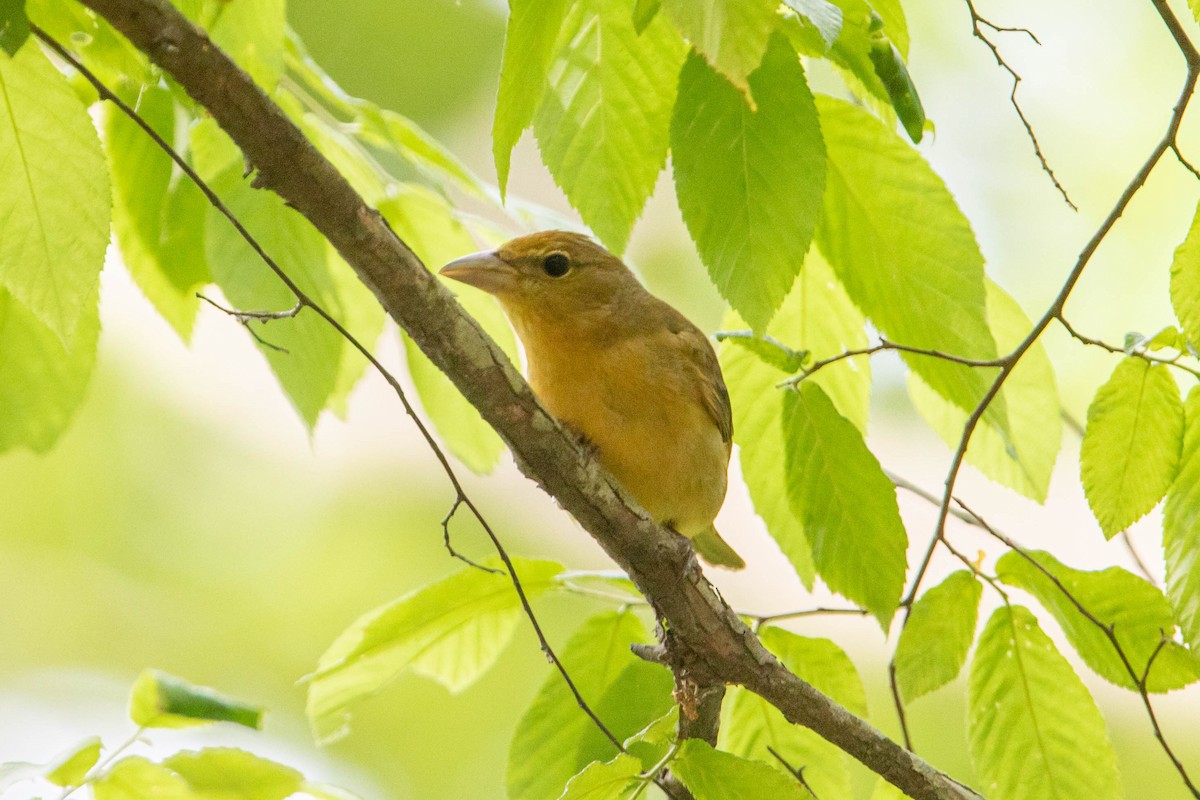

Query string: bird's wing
674 324 733 445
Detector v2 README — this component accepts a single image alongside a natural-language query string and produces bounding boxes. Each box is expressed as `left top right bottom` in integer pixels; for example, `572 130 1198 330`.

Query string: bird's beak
439 250 517 295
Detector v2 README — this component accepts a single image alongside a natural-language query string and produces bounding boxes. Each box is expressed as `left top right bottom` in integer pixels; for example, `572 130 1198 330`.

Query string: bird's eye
542 252 570 278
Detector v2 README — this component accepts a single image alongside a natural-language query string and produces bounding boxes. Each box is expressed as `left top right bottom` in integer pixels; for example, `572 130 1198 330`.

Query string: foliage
5 0 1200 798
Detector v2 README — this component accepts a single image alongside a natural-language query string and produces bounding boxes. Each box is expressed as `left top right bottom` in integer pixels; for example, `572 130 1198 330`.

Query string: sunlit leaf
129 670 262 730
558 754 644 800
164 749 303 800
996 550 1198 692
308 559 563 744
1165 386 1200 653
92 757 192 800
782 0 842 50
533 0 685 253
968 606 1122 800
1080 357 1183 538
662 0 779 95
105 87 209 340
1171 198 1200 343
816 96 1006 436
721 628 866 800
0 0 30 56
719 253 870 588
672 34 826 331
508 610 671 800
0 286 98 453
492 0 570 195
0 43 108 343
44 737 101 787
894 570 982 702
25 0 151 86
909 281 1061 502
673 740 809 800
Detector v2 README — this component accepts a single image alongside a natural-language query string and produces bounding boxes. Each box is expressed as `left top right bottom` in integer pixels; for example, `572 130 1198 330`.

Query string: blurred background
4 0 1200 797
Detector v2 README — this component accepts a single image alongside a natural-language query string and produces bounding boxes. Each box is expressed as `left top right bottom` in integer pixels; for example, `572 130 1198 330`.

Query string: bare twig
33 23 626 755
1056 314 1200 379
768 746 821 799
751 606 871 627
962 0 1076 209
779 337 1005 388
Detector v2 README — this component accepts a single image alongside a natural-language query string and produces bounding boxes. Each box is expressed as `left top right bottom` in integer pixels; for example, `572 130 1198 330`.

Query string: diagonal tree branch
77 1 980 796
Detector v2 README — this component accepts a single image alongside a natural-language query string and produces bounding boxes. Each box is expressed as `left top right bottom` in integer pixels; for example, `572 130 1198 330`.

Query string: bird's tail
691 525 746 570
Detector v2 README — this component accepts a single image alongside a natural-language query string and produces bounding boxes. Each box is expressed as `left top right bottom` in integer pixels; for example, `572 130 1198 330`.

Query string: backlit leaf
1165 386 1200 652
894 570 982 702
662 0 779 95
673 740 808 800
129 670 263 730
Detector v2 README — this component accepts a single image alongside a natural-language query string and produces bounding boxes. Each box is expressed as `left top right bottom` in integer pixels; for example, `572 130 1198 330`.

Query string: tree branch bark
77 1 981 797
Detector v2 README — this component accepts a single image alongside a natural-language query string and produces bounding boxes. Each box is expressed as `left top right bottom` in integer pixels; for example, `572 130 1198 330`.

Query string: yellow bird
440 231 744 570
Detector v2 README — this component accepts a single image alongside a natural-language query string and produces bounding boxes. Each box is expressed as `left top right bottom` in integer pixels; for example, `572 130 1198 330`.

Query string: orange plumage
440 231 743 569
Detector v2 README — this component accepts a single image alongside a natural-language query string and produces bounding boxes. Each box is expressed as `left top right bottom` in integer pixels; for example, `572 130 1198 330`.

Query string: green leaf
784 382 906 626
632 0 661 33
0 286 98 453
908 281 1061 502
663 0 779 95
92 758 192 800
492 0 570 195
0 43 109 343
816 95 1006 435
672 34 826 331
105 87 209 340
164 749 303 800
719 252 870 588
1080 357 1183 538
558 754 644 800
867 18 924 143
968 605 1122 800
622 707 678 769
533 0 686 253
381 185 517 473
129 670 262 730
44 737 101 787
195 120 344 428
325 244 386 418
1171 198 1200 342
869 779 908 800
714 332 807 374
0 0 30 56
1165 386 1200 652
893 571 982 703
356 104 487 200
25 1 151 86
508 610 672 800
307 559 563 743
721 628 866 800
996 550 1198 692
188 0 285 90
783 0 842 50
673 740 809 800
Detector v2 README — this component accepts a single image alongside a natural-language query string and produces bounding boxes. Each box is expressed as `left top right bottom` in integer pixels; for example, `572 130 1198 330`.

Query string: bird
439 231 744 570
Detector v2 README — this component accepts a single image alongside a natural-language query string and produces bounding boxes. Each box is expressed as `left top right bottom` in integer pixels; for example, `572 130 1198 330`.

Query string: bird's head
439 231 636 322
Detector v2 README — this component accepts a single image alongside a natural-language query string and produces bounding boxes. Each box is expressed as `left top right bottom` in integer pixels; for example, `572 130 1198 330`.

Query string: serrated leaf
492 0 570 195
0 0 30 56
0 285 98 453
105 87 208 340
508 610 672 800
894 570 982 702
0 43 109 343
195 120 344 428
719 253 870 588
968 605 1122 800
909 281 1061 502
307 559 563 744
533 0 686 253
558 754 644 800
1080 357 1183 538
92 757 192 800
130 670 263 729
784 382 906 626
662 0 779 95
721 628 865 800
381 185 517 473
1165 386 1200 653
1171 198 1200 342
44 737 101 787
996 550 1198 692
672 34 826 331
164 749 303 800
816 96 1007 438
673 740 809 800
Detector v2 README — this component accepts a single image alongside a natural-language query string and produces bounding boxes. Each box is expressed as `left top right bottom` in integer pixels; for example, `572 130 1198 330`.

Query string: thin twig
196 293 298 352
751 606 871 627
1056 314 1200 379
1120 531 1159 587
440 495 502 574
962 0 1076 209
779 337 1005 388
33 24 626 754
768 746 821 799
